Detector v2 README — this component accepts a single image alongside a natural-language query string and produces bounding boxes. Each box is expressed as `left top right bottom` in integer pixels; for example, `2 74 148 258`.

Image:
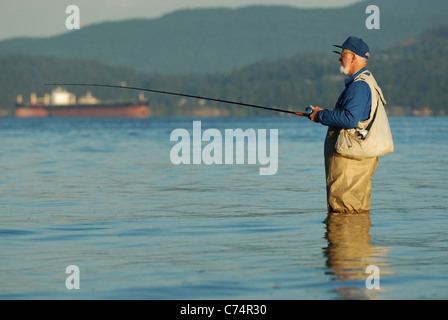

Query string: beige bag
335 71 394 160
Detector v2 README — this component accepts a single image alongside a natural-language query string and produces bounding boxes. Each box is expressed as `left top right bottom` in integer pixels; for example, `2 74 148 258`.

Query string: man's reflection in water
323 212 390 299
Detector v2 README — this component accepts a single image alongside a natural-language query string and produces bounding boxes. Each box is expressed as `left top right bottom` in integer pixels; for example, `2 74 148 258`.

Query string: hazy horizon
0 0 361 41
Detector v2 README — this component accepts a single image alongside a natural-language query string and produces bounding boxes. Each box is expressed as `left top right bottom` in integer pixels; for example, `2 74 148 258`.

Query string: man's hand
309 105 323 123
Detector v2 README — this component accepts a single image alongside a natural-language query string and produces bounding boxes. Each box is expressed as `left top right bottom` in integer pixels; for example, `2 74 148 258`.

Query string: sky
0 0 361 41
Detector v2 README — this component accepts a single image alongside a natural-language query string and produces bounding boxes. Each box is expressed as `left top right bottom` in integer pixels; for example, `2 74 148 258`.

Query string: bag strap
355 71 382 132
364 89 380 132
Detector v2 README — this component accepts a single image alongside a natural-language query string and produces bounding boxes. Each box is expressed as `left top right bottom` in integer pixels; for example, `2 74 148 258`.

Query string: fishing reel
303 107 313 117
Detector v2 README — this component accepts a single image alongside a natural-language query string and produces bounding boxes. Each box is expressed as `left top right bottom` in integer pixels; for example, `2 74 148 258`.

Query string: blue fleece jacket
318 67 371 129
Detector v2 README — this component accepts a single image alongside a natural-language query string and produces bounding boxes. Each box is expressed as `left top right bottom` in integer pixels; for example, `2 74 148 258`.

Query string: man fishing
47 36 392 216
308 36 393 214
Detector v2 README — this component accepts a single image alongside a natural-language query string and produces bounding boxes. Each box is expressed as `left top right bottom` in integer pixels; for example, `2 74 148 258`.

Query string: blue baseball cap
333 36 370 59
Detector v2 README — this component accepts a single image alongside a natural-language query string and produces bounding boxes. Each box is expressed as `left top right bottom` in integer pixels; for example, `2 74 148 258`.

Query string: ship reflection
323 212 390 300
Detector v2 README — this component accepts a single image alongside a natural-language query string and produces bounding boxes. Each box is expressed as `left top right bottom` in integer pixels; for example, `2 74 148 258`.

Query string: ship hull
15 102 150 118
15 107 49 118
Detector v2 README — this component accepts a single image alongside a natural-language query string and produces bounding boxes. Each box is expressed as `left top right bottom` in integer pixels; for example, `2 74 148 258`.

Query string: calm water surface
0 116 447 299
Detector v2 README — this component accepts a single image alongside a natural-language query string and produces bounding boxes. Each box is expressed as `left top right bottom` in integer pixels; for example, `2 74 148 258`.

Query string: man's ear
350 53 356 63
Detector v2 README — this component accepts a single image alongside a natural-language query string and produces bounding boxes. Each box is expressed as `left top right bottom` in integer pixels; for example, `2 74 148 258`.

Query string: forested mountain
1 1 448 74
1 25 447 116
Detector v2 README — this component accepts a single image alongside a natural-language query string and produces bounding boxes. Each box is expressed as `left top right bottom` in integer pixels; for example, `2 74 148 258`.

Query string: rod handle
295 107 313 117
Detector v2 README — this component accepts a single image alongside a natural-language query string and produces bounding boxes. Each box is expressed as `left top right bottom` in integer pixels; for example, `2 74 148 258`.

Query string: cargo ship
15 87 150 118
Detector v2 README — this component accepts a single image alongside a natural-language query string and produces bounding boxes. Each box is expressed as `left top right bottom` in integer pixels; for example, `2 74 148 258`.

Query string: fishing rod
44 83 313 117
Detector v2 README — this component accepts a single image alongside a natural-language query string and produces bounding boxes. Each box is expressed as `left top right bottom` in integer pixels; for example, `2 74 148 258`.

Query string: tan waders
324 128 379 214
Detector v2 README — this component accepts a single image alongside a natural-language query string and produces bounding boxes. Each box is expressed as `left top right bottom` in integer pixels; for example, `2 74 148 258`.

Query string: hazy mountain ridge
2 25 447 116
1 1 448 74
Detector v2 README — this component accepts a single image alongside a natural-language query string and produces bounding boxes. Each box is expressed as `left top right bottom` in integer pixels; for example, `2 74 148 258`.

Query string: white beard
339 64 350 75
